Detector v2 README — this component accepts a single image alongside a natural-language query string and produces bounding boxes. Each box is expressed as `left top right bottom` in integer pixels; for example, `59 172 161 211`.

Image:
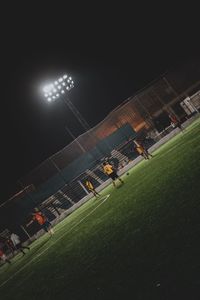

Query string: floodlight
44 83 54 93
41 74 92 145
43 74 74 102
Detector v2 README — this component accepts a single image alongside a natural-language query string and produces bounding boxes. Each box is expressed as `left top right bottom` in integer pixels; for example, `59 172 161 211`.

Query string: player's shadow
116 184 124 189
31 237 51 254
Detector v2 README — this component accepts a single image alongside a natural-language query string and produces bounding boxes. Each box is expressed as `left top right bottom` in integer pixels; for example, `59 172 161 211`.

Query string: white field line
0 194 110 289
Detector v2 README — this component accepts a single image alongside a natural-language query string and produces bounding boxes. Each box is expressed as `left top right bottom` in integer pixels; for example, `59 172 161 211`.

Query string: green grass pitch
0 117 200 299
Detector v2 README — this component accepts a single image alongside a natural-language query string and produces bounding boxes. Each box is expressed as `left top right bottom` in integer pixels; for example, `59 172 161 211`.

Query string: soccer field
0 118 200 300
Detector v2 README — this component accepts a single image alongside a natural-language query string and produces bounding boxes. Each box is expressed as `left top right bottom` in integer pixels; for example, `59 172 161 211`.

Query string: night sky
1 5 199 202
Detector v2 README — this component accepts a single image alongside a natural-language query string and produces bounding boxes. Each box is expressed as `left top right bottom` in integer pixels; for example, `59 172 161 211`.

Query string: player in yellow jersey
85 179 101 198
103 161 124 187
134 140 153 160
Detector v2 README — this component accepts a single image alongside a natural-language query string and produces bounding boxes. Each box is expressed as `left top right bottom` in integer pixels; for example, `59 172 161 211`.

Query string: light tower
43 75 90 132
42 74 105 158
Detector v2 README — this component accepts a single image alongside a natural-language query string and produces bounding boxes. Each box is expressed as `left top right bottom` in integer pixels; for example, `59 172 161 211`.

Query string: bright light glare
43 84 54 93
43 74 73 101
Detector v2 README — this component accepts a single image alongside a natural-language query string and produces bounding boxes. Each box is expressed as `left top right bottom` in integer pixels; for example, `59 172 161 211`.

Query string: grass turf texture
0 118 200 299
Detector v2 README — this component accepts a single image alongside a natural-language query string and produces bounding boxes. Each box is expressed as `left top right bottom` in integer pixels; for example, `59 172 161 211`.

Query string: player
5 237 15 257
26 208 54 236
134 140 153 160
85 179 101 198
102 161 124 187
169 114 183 130
0 249 11 264
10 232 30 256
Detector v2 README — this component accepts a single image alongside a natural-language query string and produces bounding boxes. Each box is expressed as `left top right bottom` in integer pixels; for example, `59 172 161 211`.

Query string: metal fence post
20 225 32 240
78 180 89 195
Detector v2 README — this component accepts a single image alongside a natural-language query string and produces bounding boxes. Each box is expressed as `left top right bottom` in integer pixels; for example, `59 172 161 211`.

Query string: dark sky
1 5 199 201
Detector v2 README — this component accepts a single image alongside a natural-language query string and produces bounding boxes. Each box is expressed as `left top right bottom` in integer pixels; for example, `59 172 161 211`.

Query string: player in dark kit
169 114 183 130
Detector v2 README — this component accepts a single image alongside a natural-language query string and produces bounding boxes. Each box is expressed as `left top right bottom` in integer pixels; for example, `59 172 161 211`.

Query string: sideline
0 194 110 289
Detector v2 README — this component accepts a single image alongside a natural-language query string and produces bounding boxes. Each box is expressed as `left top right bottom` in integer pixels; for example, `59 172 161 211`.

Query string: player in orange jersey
26 208 54 236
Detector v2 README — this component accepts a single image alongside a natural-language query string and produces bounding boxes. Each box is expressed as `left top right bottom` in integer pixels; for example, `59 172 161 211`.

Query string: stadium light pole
64 125 86 153
43 75 91 131
42 74 89 153
42 74 104 158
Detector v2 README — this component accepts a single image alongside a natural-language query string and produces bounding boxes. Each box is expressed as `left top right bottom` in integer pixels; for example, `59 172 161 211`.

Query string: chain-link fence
18 76 200 200
1 60 200 246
